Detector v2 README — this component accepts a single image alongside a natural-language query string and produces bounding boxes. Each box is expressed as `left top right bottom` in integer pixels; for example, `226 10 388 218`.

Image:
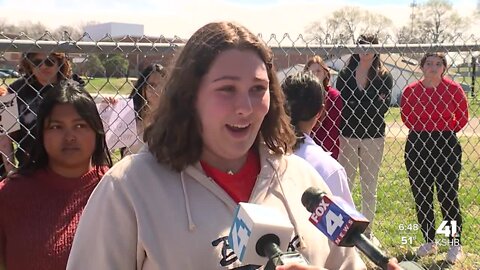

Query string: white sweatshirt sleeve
67 174 142 270
324 168 355 208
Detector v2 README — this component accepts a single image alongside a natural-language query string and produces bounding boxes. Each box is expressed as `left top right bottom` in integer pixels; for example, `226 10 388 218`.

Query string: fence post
472 56 476 97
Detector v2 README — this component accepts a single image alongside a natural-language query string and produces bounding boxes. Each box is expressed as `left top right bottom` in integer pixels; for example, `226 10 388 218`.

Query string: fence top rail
0 39 479 55
0 39 181 54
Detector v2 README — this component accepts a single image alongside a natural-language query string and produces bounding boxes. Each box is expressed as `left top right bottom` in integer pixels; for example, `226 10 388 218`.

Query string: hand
387 258 403 270
0 87 7 96
102 96 118 105
276 263 327 270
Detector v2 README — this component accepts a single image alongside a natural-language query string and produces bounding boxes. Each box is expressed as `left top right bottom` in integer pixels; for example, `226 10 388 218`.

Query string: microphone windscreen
301 187 325 213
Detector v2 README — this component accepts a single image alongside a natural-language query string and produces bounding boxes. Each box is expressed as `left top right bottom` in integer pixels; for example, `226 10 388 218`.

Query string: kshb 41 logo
436 220 458 237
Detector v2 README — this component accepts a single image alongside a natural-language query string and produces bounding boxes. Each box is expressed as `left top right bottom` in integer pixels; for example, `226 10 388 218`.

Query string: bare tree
52 25 84 40
0 19 21 35
397 0 470 43
330 7 364 44
305 6 393 44
56 21 103 41
15 21 49 39
474 2 480 34
0 20 101 40
397 25 429 44
305 19 348 44
361 12 393 41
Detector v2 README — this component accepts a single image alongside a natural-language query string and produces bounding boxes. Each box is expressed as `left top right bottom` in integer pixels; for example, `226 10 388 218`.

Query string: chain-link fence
0 34 479 269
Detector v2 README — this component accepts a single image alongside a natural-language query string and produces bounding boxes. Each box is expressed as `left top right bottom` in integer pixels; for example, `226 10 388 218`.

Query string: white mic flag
228 202 294 266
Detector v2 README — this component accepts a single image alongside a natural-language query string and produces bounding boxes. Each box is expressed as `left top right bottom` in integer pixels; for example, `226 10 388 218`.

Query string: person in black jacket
335 34 393 245
0 52 84 177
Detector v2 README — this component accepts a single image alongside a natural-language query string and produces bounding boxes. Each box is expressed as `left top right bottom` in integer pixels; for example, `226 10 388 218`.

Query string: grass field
356 136 480 269
82 77 135 96
1 77 134 96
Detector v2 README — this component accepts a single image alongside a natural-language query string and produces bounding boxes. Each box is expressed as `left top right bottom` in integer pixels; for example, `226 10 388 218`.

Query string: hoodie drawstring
181 171 196 231
274 161 307 250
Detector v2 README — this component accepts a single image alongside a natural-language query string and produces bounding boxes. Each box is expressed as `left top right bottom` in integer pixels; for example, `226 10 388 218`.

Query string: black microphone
301 187 390 270
256 234 308 270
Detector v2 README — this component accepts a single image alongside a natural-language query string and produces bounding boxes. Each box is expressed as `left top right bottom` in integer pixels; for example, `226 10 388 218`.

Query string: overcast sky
0 0 477 38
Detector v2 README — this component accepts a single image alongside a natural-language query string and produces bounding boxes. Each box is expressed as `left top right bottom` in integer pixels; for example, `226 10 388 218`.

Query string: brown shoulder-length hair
345 34 388 83
144 21 296 172
20 52 72 80
304 55 330 90
420 52 448 75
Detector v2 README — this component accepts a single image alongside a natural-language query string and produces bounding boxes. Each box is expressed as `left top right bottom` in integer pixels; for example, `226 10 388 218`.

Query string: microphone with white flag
228 202 308 269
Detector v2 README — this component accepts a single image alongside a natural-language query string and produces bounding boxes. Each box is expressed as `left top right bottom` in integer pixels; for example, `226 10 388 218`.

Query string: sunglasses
30 57 57 68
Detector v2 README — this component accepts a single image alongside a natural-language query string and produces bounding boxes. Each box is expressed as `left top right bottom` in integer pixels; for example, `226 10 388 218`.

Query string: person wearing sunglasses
0 52 84 178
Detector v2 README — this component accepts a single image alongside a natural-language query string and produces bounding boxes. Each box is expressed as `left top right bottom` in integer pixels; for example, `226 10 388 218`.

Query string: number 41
436 220 458 237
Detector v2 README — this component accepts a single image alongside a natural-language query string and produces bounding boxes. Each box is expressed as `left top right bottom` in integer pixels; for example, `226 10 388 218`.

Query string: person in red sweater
304 55 343 160
400 52 469 265
0 79 112 270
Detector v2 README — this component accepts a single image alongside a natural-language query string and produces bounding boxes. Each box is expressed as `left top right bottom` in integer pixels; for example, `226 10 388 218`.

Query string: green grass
455 76 480 91
0 78 16 87
83 77 135 96
353 136 480 270
385 107 401 123
467 97 480 119
110 148 123 164
1 77 134 96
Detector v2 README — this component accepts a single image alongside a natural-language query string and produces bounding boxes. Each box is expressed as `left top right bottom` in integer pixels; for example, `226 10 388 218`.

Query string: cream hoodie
67 144 366 270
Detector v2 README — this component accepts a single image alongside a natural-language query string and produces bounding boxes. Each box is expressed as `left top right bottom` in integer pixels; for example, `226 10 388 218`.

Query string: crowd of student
0 21 469 269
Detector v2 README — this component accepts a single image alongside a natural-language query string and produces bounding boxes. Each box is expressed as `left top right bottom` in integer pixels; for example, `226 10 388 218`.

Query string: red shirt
401 78 469 132
313 86 342 159
0 166 108 270
200 149 260 203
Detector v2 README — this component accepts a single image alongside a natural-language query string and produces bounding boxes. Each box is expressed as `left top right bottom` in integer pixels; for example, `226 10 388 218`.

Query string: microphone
228 202 308 269
301 187 390 270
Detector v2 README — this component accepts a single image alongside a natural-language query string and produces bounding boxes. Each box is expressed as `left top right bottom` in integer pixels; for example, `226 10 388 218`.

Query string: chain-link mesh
0 33 479 269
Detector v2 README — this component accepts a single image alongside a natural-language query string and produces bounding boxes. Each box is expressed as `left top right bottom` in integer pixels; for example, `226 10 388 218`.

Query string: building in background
83 22 144 41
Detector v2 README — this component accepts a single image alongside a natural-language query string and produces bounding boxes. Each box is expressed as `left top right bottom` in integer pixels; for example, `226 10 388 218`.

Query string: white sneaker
416 242 438 257
446 245 463 264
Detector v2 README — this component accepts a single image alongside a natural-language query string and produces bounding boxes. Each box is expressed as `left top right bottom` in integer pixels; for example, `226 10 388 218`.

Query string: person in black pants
401 52 469 264
405 131 462 243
